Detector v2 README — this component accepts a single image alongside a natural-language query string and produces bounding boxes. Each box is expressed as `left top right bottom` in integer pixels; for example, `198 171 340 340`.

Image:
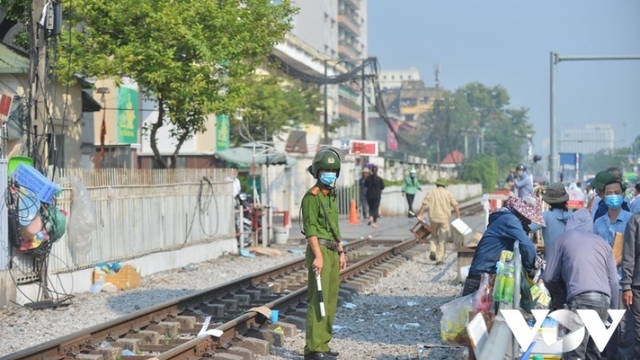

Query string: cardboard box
451 218 473 247
93 264 141 290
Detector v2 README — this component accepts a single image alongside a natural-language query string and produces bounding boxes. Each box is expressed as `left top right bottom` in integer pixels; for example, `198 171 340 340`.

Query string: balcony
340 0 360 10
338 14 360 36
338 102 361 120
338 43 360 59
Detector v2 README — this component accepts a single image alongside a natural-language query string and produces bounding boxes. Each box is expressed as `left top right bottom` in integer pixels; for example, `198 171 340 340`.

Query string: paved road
289 213 486 243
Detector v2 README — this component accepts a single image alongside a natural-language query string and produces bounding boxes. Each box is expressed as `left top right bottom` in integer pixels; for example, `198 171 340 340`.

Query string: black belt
317 238 339 252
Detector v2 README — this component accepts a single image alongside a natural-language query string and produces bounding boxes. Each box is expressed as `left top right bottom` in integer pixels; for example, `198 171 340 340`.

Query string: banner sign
117 86 139 144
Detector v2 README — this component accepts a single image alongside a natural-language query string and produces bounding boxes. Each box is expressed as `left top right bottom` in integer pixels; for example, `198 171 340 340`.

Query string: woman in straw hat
463 195 545 302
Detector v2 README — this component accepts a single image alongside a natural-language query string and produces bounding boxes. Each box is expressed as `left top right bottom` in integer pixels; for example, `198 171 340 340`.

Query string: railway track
5 200 483 360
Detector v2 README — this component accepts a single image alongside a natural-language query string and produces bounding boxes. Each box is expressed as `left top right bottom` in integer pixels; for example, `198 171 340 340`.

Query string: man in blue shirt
593 169 631 222
593 179 634 360
513 164 533 198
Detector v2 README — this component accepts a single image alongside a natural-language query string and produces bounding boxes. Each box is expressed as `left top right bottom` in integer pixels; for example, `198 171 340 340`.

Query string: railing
10 168 235 282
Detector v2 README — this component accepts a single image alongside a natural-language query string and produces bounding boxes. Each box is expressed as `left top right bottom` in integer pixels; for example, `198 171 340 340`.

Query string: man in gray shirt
543 208 619 360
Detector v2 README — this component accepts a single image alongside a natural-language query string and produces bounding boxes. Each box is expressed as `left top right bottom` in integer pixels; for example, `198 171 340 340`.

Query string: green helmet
308 148 341 178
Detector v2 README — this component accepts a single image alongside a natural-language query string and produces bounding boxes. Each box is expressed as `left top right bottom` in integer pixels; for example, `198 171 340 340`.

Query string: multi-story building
291 0 367 142
379 67 421 90
559 124 615 154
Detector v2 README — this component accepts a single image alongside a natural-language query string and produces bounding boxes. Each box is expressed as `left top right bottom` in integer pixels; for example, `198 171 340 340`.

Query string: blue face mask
319 172 337 186
605 194 623 209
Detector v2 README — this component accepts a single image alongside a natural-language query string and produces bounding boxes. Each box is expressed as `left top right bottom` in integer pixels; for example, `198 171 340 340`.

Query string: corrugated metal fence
11 168 234 282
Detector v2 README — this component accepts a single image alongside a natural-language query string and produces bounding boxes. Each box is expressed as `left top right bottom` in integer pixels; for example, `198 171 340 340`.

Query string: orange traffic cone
349 199 359 225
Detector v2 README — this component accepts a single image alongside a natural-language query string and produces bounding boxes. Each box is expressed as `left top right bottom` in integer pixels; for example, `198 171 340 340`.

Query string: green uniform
301 181 341 355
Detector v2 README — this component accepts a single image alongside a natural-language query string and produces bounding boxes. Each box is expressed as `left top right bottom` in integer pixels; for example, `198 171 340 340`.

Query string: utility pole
28 0 53 170
360 60 366 141
323 60 329 145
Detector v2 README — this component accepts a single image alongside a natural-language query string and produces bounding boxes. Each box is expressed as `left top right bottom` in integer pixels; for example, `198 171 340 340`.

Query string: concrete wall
379 184 483 216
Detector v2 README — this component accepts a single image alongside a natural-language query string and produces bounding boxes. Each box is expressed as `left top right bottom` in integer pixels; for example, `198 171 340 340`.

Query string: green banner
117 86 139 144
216 114 230 151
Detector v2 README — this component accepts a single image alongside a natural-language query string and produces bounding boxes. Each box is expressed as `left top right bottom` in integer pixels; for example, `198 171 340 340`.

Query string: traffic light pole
549 53 640 183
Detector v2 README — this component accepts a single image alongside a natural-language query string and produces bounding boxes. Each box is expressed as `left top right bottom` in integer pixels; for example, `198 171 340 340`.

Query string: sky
367 0 640 156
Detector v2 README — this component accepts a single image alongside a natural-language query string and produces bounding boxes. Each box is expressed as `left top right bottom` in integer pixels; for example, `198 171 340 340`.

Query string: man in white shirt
231 165 241 198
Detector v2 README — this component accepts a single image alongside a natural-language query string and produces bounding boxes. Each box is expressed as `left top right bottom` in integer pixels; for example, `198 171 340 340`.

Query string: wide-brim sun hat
435 178 447 186
505 195 545 227
542 182 569 204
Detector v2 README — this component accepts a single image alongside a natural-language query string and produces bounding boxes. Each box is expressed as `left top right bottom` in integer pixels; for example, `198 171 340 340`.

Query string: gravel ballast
0 243 467 359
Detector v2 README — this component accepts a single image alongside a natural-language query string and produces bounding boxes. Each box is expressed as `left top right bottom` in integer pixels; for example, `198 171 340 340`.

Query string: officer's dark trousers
304 245 340 355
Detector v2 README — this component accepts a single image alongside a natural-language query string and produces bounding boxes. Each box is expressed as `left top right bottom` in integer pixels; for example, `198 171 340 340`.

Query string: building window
383 75 386 80
391 75 395 80
408 75 412 80
400 75 403 80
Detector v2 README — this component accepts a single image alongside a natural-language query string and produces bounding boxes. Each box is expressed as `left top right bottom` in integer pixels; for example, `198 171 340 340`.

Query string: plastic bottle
90 277 105 293
493 262 505 302
502 263 515 303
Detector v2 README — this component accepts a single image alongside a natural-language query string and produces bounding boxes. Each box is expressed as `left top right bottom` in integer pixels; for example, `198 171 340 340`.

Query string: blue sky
368 0 640 155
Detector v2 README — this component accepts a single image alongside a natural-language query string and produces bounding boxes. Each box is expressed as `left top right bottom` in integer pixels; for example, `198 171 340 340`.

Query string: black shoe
304 352 336 360
328 349 339 357
429 252 436 261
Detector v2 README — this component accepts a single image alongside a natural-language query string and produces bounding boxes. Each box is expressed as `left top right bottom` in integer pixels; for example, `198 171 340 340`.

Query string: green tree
232 74 322 144
460 154 498 192
0 0 297 168
458 83 533 175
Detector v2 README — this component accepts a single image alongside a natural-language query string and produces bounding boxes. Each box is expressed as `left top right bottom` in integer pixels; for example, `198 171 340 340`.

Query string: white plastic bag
440 293 475 346
67 177 97 254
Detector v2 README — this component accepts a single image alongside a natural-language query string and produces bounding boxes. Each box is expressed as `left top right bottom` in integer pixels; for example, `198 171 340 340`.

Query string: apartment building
292 0 368 142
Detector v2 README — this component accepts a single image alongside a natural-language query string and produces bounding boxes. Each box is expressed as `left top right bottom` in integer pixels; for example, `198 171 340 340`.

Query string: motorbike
235 192 262 247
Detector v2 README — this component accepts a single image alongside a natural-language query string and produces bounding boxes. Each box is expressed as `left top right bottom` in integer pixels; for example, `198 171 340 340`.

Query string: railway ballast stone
175 315 197 329
125 330 161 345
227 345 255 360
92 346 120 360
237 337 270 355
246 328 284 347
75 355 103 360
268 322 297 337
212 353 244 360
114 338 141 352
280 315 305 329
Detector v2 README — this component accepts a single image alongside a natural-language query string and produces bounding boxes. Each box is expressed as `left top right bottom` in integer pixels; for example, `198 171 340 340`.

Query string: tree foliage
0 0 297 168
232 74 322 144
460 154 499 192
408 82 533 178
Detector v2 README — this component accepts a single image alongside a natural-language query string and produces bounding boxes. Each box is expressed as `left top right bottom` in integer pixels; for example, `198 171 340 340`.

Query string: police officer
301 148 347 359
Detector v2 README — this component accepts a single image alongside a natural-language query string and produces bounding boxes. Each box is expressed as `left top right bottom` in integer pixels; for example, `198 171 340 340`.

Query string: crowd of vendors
457 164 640 360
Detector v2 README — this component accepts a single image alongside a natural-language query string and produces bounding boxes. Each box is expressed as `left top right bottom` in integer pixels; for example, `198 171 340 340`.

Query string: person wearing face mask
401 168 421 218
513 164 533 198
593 169 631 222
301 148 347 360
463 195 545 300
593 179 634 360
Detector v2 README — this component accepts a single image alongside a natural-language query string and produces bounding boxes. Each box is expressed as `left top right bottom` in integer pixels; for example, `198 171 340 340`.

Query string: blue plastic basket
12 164 58 204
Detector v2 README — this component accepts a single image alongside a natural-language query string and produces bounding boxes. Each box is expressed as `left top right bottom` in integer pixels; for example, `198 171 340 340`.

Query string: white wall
380 184 483 216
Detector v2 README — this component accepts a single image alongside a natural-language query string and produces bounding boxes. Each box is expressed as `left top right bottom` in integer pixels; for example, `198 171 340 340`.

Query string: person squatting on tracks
300 148 347 360
463 195 545 299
